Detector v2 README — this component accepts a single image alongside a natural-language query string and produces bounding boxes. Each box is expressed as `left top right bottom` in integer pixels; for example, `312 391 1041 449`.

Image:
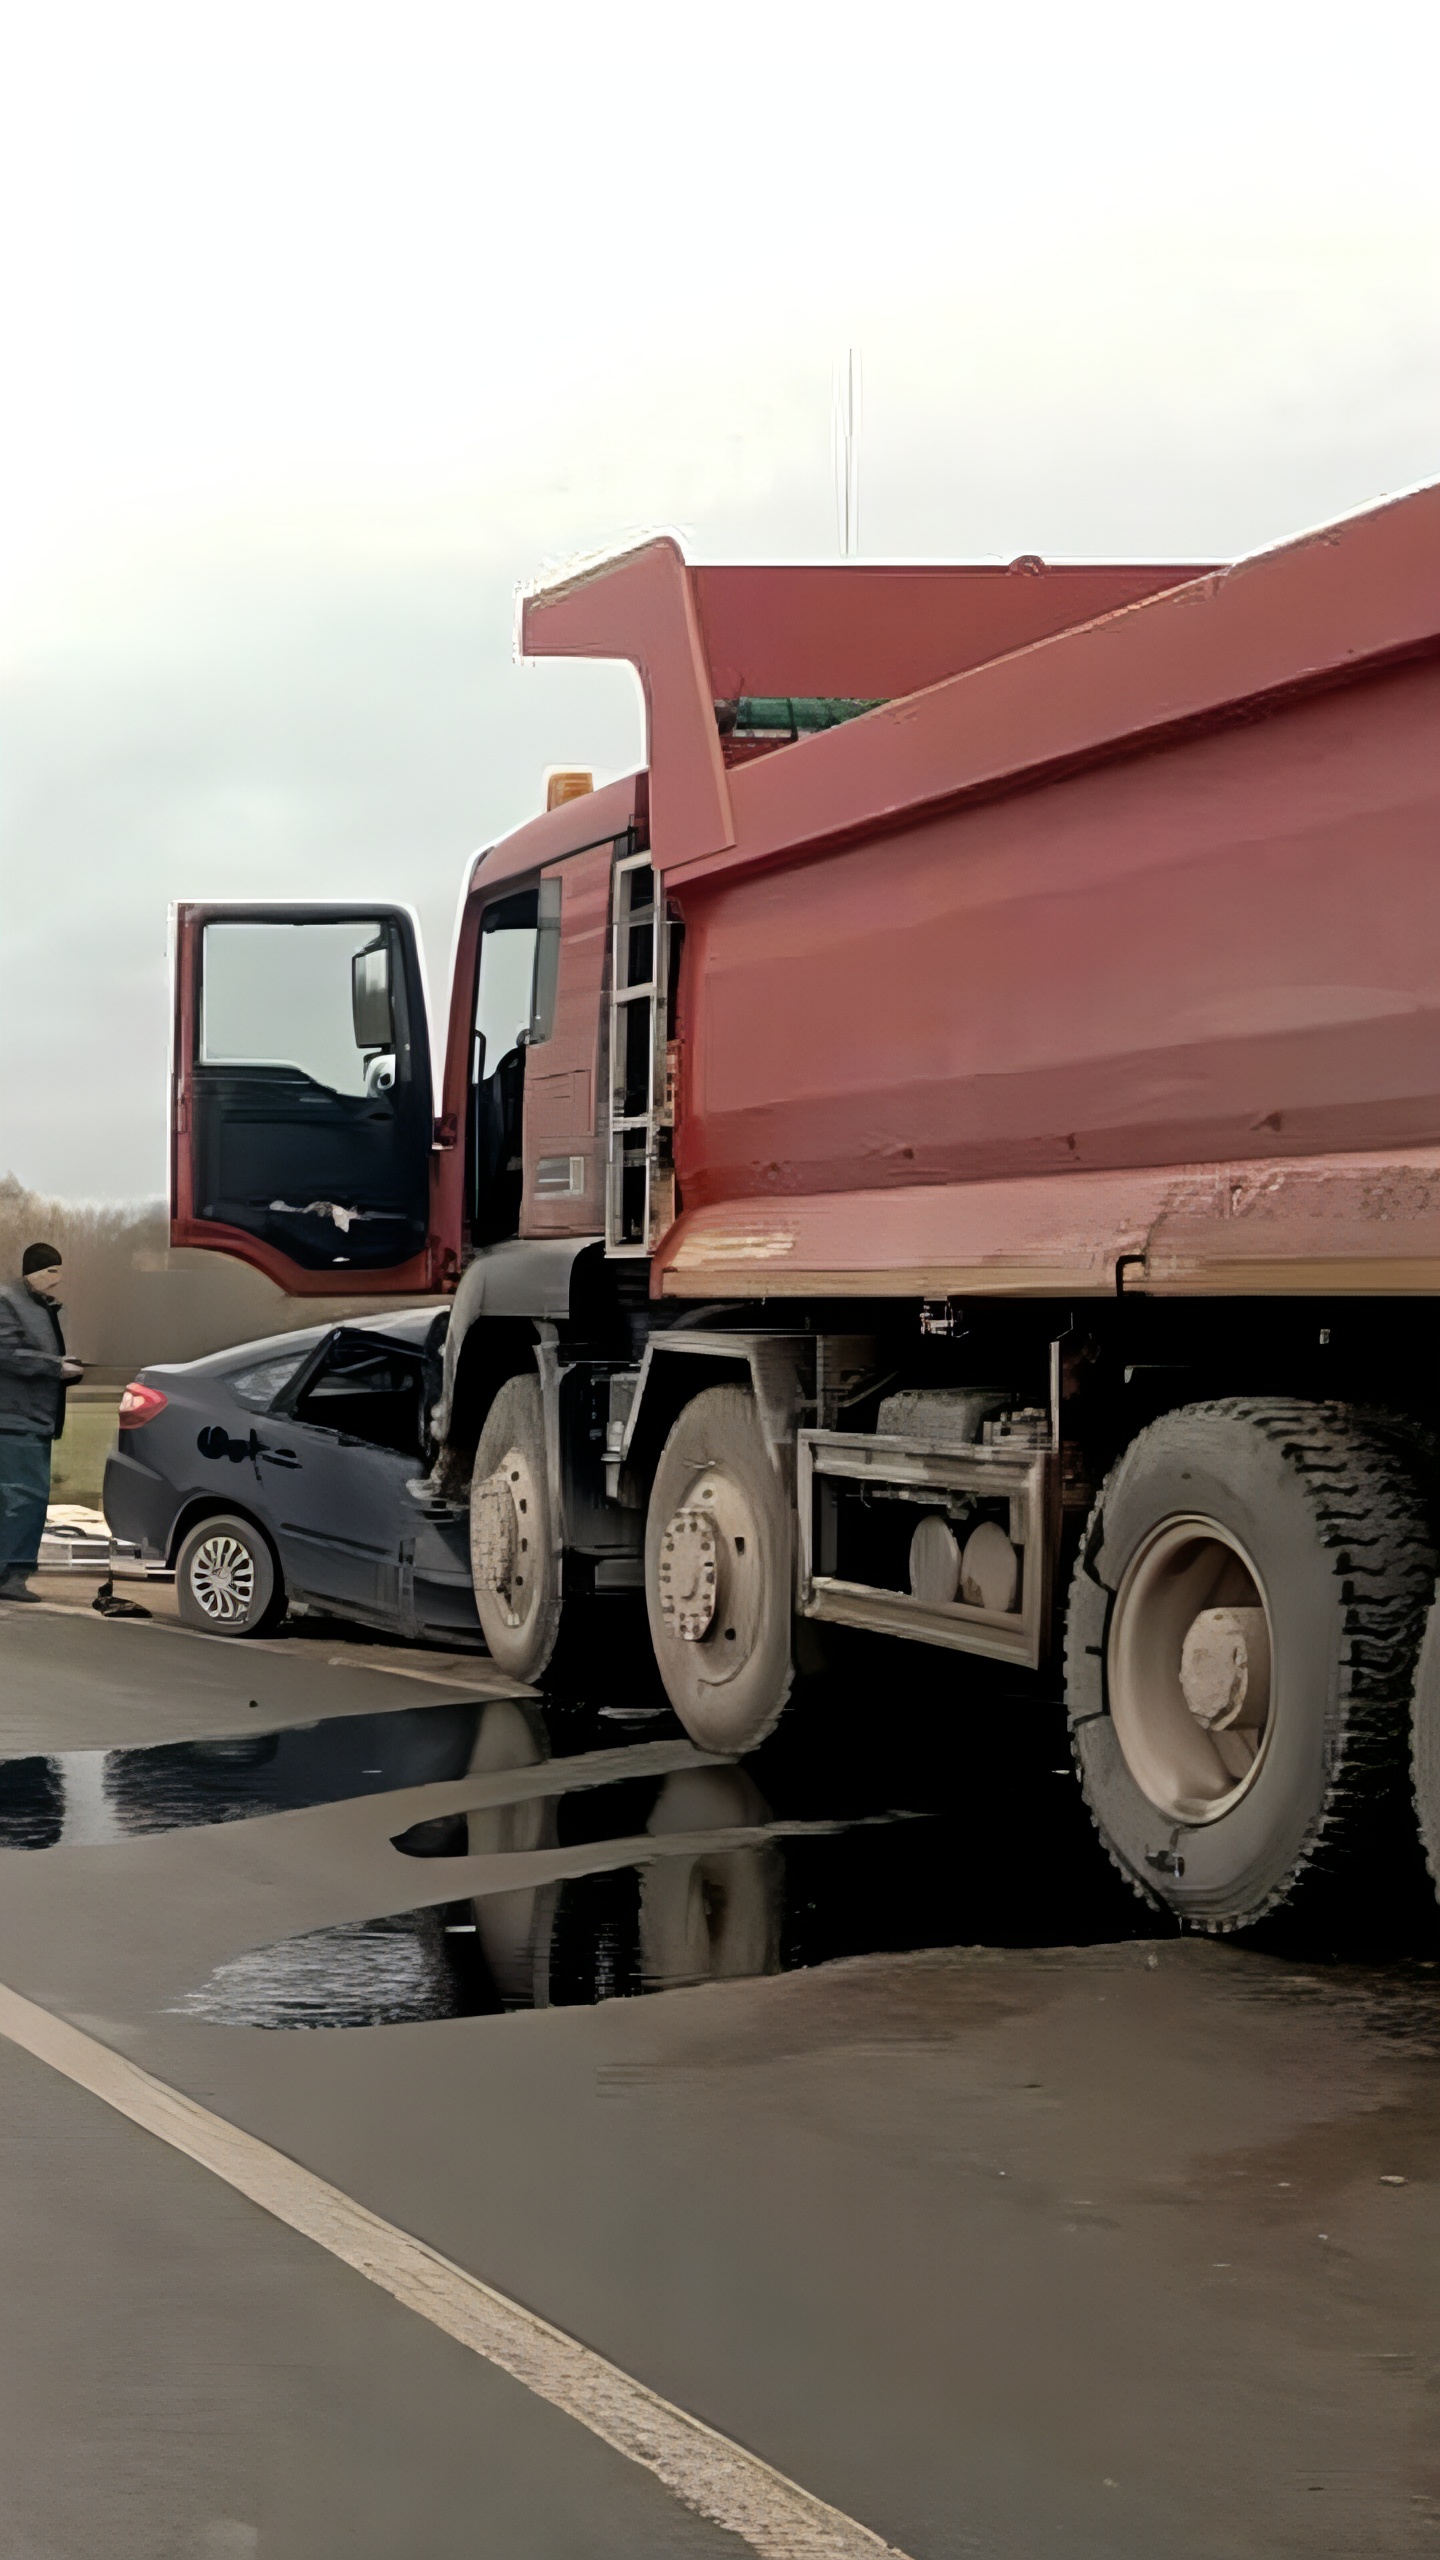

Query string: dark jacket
0 1279 68 1439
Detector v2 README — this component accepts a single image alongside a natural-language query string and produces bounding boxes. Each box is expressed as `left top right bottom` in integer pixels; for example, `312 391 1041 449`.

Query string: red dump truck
170 481 1440 1933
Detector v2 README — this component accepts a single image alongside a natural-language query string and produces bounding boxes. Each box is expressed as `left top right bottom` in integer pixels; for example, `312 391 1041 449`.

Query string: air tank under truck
170 482 1440 1933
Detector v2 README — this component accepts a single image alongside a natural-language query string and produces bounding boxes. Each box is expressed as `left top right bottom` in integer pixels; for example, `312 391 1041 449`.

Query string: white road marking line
19 1602 526 1693
322 1651 528 1692
0 1980 909 2560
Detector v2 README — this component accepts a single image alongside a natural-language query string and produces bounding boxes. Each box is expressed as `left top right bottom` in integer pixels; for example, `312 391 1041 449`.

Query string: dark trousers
0 1431 52 1578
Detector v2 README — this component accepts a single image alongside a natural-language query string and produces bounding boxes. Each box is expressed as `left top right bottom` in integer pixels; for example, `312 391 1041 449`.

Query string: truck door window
469 888 538 1245
189 909 431 1275
202 919 394 1097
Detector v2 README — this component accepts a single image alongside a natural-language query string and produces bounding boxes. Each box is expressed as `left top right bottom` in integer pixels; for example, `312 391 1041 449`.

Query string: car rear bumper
102 1447 176 1563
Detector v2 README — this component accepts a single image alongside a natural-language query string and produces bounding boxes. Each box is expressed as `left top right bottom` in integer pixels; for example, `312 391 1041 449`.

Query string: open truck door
171 903 438 1293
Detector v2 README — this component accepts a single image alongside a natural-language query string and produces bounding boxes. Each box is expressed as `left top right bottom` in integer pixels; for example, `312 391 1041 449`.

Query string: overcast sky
3 0 1439 1201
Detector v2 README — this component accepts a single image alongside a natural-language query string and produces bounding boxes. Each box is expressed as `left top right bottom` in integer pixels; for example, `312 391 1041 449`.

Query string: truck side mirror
352 939 395 1051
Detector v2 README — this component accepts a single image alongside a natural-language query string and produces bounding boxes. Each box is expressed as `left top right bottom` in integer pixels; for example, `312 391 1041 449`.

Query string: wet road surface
2 1592 1439 2555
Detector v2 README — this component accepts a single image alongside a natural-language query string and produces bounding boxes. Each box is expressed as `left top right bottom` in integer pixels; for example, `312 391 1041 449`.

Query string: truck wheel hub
1179 1605 1271 1732
1108 1518 1275 1821
657 1508 720 1642
472 1446 536 1627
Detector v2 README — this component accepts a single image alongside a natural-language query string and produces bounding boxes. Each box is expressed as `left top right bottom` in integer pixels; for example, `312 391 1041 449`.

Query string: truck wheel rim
657 1508 720 1642
657 1463 763 1688
190 1534 256 1623
1107 1515 1275 1823
472 1446 537 1630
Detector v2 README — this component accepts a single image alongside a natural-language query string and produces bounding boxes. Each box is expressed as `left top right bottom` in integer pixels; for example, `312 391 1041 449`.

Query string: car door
271 1330 430 1624
171 902 436 1292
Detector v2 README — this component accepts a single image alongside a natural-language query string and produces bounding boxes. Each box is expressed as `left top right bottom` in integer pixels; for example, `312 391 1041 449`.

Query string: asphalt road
2 1589 1438 2558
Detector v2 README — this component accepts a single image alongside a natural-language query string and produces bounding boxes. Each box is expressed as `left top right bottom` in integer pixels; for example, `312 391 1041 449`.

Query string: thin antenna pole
834 347 861 557
835 350 845 560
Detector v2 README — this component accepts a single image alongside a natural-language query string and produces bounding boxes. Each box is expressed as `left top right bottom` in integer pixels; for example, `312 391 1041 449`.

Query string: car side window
290 1334 425 1457
229 1350 311 1412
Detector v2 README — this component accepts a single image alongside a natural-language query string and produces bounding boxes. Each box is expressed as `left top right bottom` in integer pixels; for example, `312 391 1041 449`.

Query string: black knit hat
21 1242 62 1276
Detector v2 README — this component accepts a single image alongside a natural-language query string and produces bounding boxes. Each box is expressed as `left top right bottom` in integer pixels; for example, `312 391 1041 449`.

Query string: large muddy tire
1409 1596 1440 1905
644 1385 794 1753
469 1374 562 1681
1065 1400 1434 1932
175 1512 284 1637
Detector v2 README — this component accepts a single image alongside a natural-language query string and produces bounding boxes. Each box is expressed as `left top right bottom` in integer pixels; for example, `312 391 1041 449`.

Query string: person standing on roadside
0 1244 84 1602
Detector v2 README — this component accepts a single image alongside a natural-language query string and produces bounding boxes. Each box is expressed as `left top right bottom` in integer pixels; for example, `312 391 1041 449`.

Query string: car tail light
117 1381 168 1428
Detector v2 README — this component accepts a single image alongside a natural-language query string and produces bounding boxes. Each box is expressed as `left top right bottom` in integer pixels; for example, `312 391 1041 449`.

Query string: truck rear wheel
1065 1400 1434 1932
1408 1599 1440 1908
644 1385 794 1754
469 1374 562 1682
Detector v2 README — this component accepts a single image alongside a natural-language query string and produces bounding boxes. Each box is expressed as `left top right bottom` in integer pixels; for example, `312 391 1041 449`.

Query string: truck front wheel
1065 1400 1433 1932
644 1385 794 1753
469 1374 563 1681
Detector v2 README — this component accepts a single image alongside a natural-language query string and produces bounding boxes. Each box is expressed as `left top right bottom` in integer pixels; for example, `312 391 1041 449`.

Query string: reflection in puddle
0 1702 535 1847
178 1743 919 2025
640 1769 782 1989
10 1637 1175 2026
174 1911 482 2031
0 1757 64 1851
451 1759 795 2008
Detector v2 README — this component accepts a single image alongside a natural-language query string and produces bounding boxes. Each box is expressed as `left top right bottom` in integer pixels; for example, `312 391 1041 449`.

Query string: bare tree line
0 1176 427 1379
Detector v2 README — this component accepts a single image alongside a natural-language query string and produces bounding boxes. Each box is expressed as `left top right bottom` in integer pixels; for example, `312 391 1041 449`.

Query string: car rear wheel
175 1513 284 1638
1065 1400 1434 1932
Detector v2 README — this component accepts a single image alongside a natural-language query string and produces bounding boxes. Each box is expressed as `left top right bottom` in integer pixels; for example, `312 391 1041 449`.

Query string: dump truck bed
523 485 1440 1301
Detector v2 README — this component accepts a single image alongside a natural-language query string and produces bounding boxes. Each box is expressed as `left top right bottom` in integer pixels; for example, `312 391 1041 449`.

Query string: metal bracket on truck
612 1331 812 1502
797 1424 1056 1669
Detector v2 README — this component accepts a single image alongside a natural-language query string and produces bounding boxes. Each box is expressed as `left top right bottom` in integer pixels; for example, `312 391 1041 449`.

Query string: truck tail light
117 1382 168 1428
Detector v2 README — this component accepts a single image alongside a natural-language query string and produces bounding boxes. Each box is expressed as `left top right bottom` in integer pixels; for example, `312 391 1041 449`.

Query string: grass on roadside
50 1398 119 1508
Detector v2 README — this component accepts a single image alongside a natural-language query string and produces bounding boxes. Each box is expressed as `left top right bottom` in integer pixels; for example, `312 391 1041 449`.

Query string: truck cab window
469 889 538 1246
201 919 396 1097
189 909 431 1274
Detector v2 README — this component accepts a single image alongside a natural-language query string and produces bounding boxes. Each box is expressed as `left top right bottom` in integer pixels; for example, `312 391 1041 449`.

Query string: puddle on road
9 1636 1437 2028
158 1660 1171 2026
0 1645 1177 2027
0 1757 68 1852
174 1767 914 2027
175 1910 475 2031
0 1701 577 1850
